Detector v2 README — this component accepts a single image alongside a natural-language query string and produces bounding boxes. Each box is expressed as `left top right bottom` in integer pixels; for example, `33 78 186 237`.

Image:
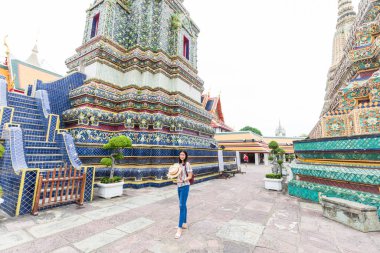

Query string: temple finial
26 40 41 67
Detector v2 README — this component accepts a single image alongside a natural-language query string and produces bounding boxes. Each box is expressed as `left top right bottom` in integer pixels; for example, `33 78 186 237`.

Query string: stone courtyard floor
0 165 379 253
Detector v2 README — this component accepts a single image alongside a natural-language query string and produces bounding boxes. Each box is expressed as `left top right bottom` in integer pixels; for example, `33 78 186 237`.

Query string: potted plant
97 135 132 199
264 173 283 191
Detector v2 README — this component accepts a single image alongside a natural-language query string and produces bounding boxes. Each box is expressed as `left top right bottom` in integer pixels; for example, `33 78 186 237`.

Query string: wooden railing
32 166 86 215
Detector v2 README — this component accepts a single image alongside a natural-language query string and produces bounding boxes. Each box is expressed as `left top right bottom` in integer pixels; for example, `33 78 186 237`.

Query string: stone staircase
7 92 65 169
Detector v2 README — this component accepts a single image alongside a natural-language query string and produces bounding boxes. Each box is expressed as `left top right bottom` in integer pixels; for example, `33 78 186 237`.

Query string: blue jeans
177 185 190 228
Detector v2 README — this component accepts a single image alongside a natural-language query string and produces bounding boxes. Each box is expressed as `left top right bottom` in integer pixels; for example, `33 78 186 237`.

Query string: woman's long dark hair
178 150 188 164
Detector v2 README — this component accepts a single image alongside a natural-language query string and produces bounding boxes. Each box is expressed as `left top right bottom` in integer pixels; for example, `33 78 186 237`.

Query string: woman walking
169 150 193 239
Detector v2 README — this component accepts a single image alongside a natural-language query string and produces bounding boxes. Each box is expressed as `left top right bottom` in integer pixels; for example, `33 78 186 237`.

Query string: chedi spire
332 0 356 66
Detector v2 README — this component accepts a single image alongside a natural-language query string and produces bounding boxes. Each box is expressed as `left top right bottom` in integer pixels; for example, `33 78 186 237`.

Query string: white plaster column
255 153 259 166
218 150 224 172
264 153 269 166
235 151 241 167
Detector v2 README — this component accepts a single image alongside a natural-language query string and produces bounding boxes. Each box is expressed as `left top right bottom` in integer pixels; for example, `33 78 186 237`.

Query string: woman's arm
185 162 193 182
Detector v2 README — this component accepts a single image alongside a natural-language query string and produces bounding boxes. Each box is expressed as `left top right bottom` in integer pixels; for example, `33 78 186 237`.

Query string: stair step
8 99 37 108
24 141 58 148
11 105 40 113
8 93 37 103
25 149 62 155
27 161 65 169
23 129 45 136
24 135 46 141
14 111 42 120
26 154 63 162
14 122 44 130
23 128 45 132
13 116 41 124
25 146 60 149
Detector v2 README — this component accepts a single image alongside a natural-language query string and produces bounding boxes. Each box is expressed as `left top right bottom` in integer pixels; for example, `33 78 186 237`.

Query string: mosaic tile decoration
297 152 380 161
288 180 380 218
18 169 38 215
56 132 82 169
36 72 86 118
0 79 7 106
7 127 28 174
68 128 217 148
294 134 380 152
35 90 51 118
0 107 13 138
68 82 212 121
0 171 21 216
291 163 380 185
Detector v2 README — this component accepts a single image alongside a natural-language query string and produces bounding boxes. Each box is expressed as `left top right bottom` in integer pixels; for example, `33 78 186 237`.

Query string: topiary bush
100 135 132 181
265 174 282 179
100 176 123 184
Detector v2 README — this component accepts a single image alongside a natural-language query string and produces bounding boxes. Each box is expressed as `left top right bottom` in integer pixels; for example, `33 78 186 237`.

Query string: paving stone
74 228 126 252
245 200 273 213
216 219 264 246
116 217 154 234
0 230 34 251
27 215 92 238
51 246 80 253
222 241 253 253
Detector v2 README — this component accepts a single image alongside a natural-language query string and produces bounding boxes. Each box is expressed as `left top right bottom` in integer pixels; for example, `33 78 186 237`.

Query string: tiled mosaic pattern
35 89 51 118
63 107 214 135
7 93 66 169
18 170 38 215
81 0 199 67
68 83 212 122
68 128 217 148
36 73 86 118
0 107 13 138
288 180 380 218
297 152 380 161
7 127 28 174
292 163 380 185
56 132 82 169
0 79 7 106
294 135 380 151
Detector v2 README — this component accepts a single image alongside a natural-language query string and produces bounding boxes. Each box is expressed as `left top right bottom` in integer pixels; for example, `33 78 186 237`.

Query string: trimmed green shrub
0 186 3 198
265 173 282 179
101 135 132 179
100 176 123 184
268 141 279 150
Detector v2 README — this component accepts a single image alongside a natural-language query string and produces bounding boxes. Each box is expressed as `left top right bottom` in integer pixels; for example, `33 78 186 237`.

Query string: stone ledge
321 196 380 232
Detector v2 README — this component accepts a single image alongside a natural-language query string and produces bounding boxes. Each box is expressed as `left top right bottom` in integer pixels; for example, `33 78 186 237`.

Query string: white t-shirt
177 162 193 188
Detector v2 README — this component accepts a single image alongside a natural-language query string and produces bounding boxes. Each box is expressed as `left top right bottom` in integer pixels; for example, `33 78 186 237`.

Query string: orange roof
263 136 305 145
215 131 263 142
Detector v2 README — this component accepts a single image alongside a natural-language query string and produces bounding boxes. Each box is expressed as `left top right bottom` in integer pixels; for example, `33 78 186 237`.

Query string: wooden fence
32 166 86 215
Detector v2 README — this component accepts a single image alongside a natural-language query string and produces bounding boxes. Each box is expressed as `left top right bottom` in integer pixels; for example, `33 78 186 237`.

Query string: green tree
101 135 132 179
240 126 262 136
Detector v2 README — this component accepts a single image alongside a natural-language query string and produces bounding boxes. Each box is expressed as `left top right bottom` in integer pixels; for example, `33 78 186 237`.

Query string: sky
0 0 361 137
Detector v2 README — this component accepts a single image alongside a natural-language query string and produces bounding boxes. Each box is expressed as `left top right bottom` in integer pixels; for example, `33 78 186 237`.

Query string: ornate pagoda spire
275 120 286 137
26 40 41 67
332 0 356 66
321 0 356 116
